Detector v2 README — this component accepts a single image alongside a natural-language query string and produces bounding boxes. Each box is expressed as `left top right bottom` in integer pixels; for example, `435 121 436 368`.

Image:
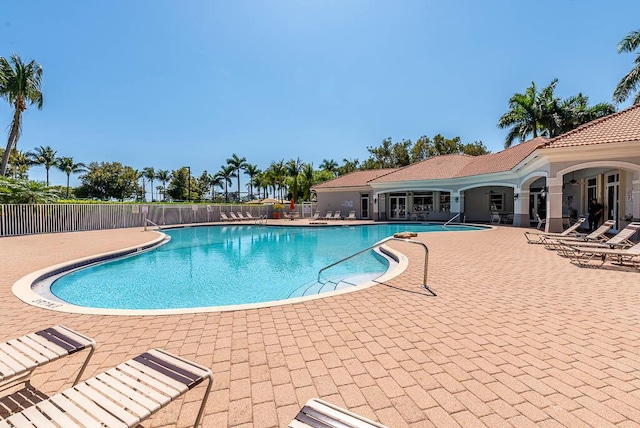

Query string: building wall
315 190 370 219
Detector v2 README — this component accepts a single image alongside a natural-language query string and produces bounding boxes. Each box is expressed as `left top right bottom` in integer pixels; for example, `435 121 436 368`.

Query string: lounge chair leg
193 373 213 427
73 344 96 386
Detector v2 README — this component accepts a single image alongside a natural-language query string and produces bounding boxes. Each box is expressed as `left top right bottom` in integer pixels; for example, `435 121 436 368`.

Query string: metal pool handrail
144 219 162 231
317 237 430 290
444 213 461 226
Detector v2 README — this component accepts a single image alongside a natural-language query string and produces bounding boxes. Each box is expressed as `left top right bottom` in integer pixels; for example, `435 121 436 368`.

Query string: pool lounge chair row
526 220 640 269
311 211 357 221
220 211 258 221
1 326 387 427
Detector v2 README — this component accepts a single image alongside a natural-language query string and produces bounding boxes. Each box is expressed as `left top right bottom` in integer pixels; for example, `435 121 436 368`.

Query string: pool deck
1 222 639 427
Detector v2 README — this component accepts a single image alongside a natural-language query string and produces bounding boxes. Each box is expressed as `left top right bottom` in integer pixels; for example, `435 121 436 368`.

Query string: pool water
50 224 481 309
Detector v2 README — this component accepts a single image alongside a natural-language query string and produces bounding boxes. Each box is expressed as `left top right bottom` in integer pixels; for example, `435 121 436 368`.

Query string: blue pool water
50 224 482 309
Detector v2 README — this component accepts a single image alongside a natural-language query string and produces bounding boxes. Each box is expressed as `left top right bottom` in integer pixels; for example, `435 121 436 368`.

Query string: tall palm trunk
66 173 71 198
0 108 23 176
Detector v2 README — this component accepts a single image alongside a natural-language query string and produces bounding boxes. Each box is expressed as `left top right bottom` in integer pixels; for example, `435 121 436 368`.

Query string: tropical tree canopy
286 157 304 202
142 166 155 201
28 146 58 186
319 159 339 176
0 176 60 204
0 54 44 176
362 135 490 169
75 162 140 200
166 167 200 201
613 29 640 104
498 79 615 148
55 156 86 198
226 153 247 198
217 164 236 202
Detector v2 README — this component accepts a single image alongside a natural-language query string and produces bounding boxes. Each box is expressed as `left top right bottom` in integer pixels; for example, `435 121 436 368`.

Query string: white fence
0 203 314 237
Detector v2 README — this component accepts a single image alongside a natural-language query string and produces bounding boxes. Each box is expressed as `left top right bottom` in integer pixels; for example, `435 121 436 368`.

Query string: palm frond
617 29 640 53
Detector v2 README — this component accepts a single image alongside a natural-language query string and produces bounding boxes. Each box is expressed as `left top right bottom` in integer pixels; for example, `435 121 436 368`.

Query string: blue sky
2 0 640 192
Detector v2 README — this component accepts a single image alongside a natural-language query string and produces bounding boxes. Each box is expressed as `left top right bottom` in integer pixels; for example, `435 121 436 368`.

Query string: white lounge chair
236 212 247 220
229 212 241 221
490 211 501 224
244 212 255 220
564 241 640 269
0 348 212 428
290 398 388 428
0 325 95 392
331 211 342 220
346 211 357 220
524 217 587 244
539 219 614 248
309 212 320 221
320 211 333 220
556 222 640 255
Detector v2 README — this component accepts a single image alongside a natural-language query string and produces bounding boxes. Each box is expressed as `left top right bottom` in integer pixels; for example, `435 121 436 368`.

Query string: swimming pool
40 224 483 312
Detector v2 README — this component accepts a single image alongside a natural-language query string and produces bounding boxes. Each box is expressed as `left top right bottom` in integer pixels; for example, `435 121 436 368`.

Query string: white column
546 178 564 233
450 191 461 213
632 179 640 220
513 189 529 227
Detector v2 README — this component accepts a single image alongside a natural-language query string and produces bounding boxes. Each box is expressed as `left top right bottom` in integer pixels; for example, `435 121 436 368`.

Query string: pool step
288 273 382 298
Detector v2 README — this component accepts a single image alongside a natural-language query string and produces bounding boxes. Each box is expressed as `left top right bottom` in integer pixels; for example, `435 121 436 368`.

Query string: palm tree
27 146 57 186
218 164 236 202
226 153 247 199
136 170 146 201
300 163 315 201
253 171 268 199
9 150 32 179
286 157 305 202
0 54 44 176
55 157 86 198
155 170 171 201
142 167 155 201
340 158 360 175
498 80 557 148
208 173 225 202
554 94 615 135
614 29 640 104
268 160 287 200
320 159 339 176
244 163 260 199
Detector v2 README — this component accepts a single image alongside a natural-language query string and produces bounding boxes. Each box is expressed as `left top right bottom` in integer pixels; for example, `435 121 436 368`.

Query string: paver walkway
0 225 639 427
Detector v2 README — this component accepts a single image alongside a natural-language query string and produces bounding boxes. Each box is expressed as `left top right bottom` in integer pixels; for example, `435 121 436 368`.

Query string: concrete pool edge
12 231 409 316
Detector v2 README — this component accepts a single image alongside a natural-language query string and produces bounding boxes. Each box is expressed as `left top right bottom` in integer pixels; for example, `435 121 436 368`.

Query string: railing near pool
315 236 432 293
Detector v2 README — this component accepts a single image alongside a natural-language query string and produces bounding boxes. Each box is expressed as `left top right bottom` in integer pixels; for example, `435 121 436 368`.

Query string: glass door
606 173 620 231
529 192 546 223
360 195 369 219
389 195 406 220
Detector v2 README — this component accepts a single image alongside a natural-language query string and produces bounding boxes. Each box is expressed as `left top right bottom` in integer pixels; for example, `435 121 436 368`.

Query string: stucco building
313 104 640 233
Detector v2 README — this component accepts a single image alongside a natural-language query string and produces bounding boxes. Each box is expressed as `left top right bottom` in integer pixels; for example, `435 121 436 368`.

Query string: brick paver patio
1 224 639 427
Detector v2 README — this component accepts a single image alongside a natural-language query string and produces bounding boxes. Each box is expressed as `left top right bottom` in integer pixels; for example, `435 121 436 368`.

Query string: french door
360 195 369 219
389 196 406 220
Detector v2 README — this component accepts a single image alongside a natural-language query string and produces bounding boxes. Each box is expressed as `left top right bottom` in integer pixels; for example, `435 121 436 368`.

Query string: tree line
3 26 640 202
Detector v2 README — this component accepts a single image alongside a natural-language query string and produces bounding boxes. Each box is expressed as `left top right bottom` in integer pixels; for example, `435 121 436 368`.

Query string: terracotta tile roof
312 168 398 189
370 155 473 183
370 137 545 183
456 137 545 177
542 103 640 149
